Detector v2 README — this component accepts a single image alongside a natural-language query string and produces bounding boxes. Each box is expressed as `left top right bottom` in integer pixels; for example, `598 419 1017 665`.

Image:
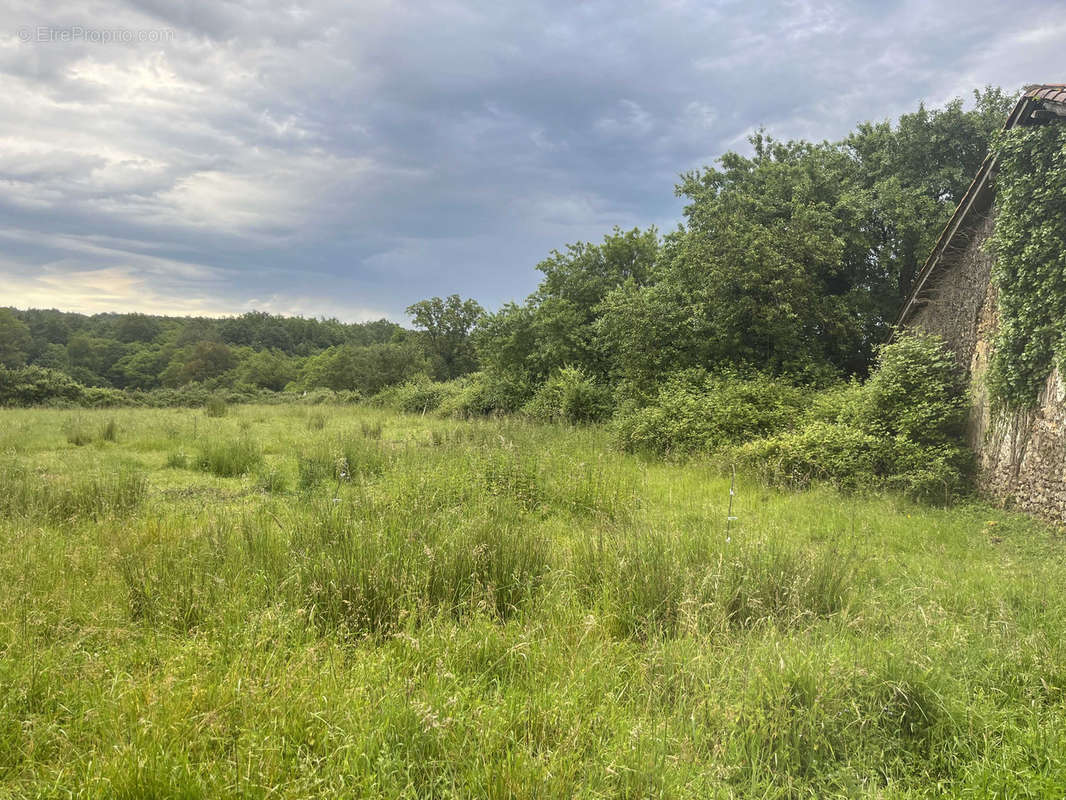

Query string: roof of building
894 85 1066 327
1026 84 1066 104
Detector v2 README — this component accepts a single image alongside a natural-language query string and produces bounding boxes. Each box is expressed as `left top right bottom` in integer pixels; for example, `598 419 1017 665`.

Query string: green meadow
1 404 1064 798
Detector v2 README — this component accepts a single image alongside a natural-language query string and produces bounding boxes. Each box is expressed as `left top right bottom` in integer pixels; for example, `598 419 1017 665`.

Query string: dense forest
1 88 1011 419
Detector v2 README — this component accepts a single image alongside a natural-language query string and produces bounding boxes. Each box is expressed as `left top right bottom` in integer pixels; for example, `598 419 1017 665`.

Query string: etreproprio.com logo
17 25 175 44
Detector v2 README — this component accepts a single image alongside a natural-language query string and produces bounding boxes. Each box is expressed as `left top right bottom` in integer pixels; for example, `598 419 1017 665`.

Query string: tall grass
100 418 118 442
573 528 853 640
0 461 147 521
204 395 228 417
194 437 262 477
1 404 1065 798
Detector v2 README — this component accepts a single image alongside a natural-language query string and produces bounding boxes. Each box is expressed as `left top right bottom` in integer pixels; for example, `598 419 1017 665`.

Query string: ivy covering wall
987 121 1066 409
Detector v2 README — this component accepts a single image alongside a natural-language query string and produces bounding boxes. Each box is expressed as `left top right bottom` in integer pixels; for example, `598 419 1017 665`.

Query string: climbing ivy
987 121 1066 409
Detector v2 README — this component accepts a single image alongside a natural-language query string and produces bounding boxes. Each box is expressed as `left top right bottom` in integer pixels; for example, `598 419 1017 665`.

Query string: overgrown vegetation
0 89 1013 421
987 121 1066 409
612 371 808 455
735 334 973 502
1 404 1064 797
523 366 613 424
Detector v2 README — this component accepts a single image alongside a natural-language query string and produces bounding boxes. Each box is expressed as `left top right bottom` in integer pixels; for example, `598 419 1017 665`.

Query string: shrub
435 371 532 418
884 436 973 504
371 376 464 414
858 332 968 446
802 380 865 426
0 366 84 406
731 334 974 503
436 373 499 418
731 422 882 491
613 371 809 455
82 387 130 407
523 366 613 424
295 388 362 405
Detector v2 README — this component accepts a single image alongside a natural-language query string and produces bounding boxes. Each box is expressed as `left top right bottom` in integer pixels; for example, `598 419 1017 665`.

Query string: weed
297 448 335 489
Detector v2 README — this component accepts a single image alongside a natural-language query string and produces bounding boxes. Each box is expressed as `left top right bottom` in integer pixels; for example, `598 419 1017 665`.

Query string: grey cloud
1 0 1064 320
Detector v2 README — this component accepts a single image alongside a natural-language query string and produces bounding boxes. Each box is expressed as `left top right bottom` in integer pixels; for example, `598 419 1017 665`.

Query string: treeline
0 305 466 400
1 88 1010 498
471 88 1011 403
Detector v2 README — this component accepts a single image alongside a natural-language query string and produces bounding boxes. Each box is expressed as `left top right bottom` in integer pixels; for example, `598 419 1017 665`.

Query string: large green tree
406 295 484 380
476 227 659 391
845 87 1012 304
594 89 1013 390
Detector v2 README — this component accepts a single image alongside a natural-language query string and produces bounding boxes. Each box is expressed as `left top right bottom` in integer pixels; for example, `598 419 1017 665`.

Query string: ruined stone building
897 84 1066 523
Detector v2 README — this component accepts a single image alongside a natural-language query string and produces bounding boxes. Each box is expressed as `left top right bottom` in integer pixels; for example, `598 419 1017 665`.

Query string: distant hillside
0 307 416 394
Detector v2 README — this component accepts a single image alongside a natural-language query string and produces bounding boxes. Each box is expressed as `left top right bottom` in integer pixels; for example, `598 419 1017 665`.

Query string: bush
523 366 613 424
371 376 463 414
732 422 882 491
292 388 362 405
802 380 865 426
613 371 809 455
884 436 973 504
434 372 518 418
82 387 131 407
731 334 974 503
858 333 968 446
0 366 84 405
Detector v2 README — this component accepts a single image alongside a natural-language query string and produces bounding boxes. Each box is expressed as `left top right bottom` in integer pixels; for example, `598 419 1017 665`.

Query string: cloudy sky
2 0 1064 322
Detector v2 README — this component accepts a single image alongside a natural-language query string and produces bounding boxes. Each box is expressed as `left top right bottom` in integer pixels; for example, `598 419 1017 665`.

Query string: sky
2 1 1065 323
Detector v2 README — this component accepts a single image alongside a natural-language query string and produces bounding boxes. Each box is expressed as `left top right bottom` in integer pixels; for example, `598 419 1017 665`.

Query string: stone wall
907 211 996 368
905 208 1066 526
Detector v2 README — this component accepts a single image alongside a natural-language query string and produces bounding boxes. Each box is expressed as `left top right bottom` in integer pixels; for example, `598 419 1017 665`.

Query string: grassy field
1 404 1064 798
